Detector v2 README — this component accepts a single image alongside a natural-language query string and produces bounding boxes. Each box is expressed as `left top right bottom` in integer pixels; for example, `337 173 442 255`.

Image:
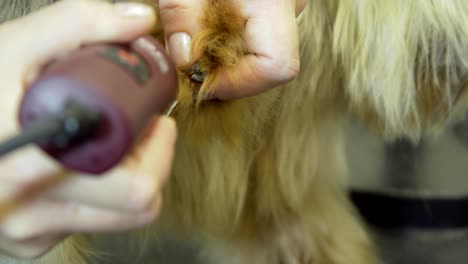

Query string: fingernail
114 3 154 17
169 32 191 66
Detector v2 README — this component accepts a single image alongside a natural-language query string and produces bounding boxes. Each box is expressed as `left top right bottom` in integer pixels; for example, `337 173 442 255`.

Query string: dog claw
190 62 205 83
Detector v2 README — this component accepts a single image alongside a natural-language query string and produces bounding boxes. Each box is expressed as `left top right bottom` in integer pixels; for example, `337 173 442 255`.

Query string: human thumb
0 0 156 77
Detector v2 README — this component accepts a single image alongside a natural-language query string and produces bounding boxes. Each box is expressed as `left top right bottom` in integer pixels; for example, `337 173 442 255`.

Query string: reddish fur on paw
178 0 248 104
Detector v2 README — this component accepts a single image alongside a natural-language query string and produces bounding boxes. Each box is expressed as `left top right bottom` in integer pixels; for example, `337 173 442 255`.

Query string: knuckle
63 0 111 29
55 1 93 32
158 1 191 21
137 210 159 226
272 57 301 83
129 184 159 213
1 221 38 242
61 0 94 15
256 55 301 85
137 197 162 226
155 0 200 36
10 246 50 260
66 0 101 10
159 1 190 12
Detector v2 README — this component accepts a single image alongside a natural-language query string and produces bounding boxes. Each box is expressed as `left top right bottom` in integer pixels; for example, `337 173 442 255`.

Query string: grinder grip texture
18 36 178 174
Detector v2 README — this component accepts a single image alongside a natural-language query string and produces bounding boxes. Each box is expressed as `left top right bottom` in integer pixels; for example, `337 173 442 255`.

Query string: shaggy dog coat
2 0 468 263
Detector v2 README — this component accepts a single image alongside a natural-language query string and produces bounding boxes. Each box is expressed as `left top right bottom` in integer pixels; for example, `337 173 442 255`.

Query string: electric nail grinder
0 35 178 175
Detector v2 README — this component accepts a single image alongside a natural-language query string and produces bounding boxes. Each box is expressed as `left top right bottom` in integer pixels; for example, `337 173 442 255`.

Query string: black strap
350 190 468 229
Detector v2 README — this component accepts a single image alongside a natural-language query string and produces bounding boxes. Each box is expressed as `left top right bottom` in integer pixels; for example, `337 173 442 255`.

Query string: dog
3 0 468 263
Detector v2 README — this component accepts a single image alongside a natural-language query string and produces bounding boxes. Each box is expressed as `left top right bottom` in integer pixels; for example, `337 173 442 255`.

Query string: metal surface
164 101 179 116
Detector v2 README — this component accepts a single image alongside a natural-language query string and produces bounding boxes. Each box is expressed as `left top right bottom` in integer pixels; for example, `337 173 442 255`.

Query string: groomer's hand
0 0 176 259
159 0 308 99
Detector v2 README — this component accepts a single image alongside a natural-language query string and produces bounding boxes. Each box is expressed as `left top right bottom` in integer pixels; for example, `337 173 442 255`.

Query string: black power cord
0 100 101 157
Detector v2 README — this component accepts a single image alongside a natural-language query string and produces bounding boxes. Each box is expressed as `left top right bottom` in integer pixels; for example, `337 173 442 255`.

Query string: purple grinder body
18 36 178 174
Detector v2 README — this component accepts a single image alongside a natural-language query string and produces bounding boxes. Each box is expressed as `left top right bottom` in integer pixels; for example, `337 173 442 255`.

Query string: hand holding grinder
0 35 178 174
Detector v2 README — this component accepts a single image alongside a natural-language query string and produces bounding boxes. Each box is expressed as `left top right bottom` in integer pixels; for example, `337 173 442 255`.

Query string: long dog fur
2 0 468 263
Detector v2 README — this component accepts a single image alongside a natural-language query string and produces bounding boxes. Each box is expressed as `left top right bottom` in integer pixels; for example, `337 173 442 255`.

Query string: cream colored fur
3 0 468 263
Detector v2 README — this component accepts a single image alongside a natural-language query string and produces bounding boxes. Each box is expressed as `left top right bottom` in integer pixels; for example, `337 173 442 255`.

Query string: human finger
0 0 156 79
210 0 300 99
158 0 206 66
